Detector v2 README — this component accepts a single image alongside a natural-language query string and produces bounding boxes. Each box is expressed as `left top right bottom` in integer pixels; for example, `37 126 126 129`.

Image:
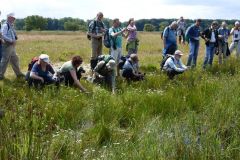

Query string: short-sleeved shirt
218 28 230 43
231 28 240 41
109 27 122 48
31 63 55 78
163 26 177 45
59 61 75 73
127 25 137 41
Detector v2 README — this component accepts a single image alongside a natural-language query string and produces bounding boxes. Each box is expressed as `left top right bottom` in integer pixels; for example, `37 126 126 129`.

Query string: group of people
1 11 240 93
162 17 240 78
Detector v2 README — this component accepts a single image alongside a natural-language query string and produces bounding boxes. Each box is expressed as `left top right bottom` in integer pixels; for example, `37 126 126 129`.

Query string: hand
40 77 44 83
99 75 104 79
101 28 106 33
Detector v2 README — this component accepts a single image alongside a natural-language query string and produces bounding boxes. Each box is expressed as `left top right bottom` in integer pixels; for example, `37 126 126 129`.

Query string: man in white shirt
0 13 24 80
163 50 188 79
229 21 240 57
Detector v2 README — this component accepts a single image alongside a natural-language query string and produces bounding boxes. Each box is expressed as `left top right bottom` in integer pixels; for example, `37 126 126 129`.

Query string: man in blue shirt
218 21 230 64
186 19 202 67
162 21 178 57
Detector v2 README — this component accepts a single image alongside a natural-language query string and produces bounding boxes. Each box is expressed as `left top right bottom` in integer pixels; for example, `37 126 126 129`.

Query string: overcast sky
1 0 240 21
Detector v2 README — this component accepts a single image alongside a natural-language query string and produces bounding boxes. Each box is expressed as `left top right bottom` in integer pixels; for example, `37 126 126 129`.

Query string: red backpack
28 57 39 71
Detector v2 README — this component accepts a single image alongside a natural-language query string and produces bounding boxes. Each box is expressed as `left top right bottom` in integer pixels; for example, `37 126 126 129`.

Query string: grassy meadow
1 31 240 159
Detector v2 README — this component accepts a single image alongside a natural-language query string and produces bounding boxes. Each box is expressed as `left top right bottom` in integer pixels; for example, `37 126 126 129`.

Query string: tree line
2 15 239 31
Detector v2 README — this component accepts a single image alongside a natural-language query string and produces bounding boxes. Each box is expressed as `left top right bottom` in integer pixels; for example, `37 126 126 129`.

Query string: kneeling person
57 56 87 92
29 54 57 87
163 50 188 79
93 55 116 94
122 54 144 81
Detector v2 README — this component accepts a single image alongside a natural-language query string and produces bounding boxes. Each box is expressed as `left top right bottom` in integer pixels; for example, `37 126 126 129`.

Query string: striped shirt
88 19 106 35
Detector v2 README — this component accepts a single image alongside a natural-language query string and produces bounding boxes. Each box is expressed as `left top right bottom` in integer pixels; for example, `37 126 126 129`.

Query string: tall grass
1 31 240 159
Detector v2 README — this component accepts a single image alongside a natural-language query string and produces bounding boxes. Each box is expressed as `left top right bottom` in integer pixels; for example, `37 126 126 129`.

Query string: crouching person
57 56 87 92
29 54 57 88
122 54 144 81
93 55 116 94
162 50 188 79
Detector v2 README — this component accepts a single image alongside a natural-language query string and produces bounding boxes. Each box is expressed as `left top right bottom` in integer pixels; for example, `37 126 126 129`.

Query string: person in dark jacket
201 21 219 68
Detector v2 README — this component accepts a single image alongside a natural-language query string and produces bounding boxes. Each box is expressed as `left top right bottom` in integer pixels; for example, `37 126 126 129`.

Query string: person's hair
212 21 218 26
130 54 138 62
72 56 83 67
128 18 134 25
97 12 103 18
196 19 202 23
112 18 119 24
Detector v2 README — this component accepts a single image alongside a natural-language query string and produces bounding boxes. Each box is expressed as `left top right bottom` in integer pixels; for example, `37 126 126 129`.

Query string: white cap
39 54 50 63
174 50 183 56
7 13 15 18
235 21 240 26
106 59 116 70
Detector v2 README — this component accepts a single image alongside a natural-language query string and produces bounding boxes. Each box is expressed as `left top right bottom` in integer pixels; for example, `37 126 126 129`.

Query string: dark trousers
122 69 144 81
165 68 183 79
26 72 57 88
0 43 2 62
63 70 81 86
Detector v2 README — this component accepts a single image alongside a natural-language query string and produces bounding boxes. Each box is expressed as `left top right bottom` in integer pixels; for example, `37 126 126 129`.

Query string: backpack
160 55 174 70
103 28 111 48
161 27 170 40
28 57 39 71
91 55 114 70
118 56 127 70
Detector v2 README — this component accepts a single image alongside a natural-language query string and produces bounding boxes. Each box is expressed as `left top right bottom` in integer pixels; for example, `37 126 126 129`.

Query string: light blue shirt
1 22 17 43
122 59 138 73
109 27 123 48
163 26 177 45
163 56 187 72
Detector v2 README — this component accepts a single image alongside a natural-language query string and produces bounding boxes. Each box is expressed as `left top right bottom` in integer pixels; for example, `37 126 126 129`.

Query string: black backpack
103 28 111 48
118 56 127 70
160 55 174 70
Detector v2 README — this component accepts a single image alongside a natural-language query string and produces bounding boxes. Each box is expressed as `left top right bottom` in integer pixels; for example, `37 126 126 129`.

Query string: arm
93 61 105 78
110 71 116 94
168 59 185 72
69 70 87 92
110 28 126 37
2 24 15 43
30 72 44 83
230 28 234 35
127 25 137 32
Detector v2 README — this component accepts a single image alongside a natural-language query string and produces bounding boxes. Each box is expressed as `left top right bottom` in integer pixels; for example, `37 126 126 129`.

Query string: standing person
57 56 87 92
88 12 106 70
186 19 202 67
0 13 24 80
126 18 139 56
229 21 240 58
218 21 230 64
162 21 178 58
177 16 186 44
162 50 188 79
109 18 126 76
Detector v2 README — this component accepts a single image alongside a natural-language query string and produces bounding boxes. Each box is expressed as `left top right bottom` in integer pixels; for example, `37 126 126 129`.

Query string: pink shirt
127 25 137 41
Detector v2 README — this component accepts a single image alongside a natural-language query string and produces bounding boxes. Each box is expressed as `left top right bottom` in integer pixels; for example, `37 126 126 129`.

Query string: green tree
143 24 156 32
64 22 79 31
159 21 169 32
25 15 47 31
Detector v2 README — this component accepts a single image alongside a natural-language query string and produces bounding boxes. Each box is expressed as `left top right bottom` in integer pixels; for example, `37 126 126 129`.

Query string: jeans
229 41 240 58
187 40 200 67
122 68 144 81
203 43 215 68
165 68 184 79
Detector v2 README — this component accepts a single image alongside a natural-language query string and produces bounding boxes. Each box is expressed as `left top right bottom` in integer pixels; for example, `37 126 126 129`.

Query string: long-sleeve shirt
187 24 201 42
163 56 187 72
1 22 17 43
218 28 230 43
88 19 106 35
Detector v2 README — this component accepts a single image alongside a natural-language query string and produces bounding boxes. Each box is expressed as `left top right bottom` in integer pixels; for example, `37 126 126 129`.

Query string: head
106 60 116 71
39 54 50 66
96 12 103 21
235 21 240 28
222 21 227 28
211 21 218 30
170 21 178 30
112 18 120 28
174 50 183 60
180 16 184 21
195 19 202 27
128 18 135 26
7 13 16 24
130 54 139 64
72 56 83 68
